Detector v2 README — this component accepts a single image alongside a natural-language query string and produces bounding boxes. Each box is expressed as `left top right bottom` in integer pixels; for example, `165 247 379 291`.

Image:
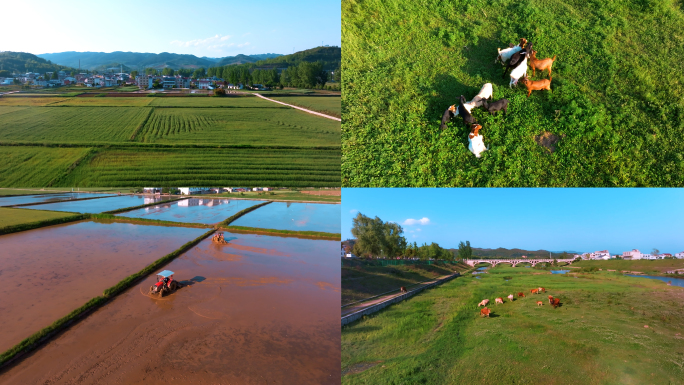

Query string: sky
342 188 684 255
0 0 340 57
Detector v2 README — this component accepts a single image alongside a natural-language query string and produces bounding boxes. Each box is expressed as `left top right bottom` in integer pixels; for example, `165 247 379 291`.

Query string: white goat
468 124 487 158
509 57 528 88
496 45 523 64
456 83 493 115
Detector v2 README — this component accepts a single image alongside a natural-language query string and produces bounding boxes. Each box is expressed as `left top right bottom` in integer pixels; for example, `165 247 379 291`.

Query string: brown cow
548 295 554 304
495 297 504 305
400 286 407 293
518 292 526 298
552 298 561 309
531 288 539 294
538 287 546 293
480 307 491 317
536 301 543 307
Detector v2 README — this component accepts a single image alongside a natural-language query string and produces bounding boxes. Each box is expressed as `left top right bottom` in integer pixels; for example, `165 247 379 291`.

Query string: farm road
255 93 341 121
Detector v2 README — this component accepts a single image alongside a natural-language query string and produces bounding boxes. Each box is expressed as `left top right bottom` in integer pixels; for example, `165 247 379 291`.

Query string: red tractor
149 270 178 297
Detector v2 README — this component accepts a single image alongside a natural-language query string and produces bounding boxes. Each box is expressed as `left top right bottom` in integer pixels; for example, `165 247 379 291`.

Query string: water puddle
116 198 263 224
231 201 341 233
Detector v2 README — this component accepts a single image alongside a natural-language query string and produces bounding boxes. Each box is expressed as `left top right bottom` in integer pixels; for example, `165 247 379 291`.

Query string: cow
538 287 546 293
531 288 539 294
480 307 491 317
400 286 407 293
518 292 525 298
507 294 514 302
536 301 543 307
495 297 504 305
552 298 561 309
478 299 490 307
548 295 554 304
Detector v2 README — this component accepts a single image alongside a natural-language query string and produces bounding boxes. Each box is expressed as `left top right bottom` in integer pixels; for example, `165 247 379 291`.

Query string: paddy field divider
218 200 273 226
6 194 114 208
0 227 216 369
221 225 340 240
102 196 188 214
0 212 89 236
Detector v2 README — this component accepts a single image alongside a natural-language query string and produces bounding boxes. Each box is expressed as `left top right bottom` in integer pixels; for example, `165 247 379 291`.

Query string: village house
590 250 611 260
143 187 162 194
622 249 642 260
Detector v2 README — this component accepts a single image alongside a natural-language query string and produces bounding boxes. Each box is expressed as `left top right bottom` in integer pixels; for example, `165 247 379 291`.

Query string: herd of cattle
478 287 562 317
440 38 558 158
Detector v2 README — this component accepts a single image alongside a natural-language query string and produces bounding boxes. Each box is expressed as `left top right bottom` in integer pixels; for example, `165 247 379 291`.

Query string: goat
538 287 546 293
552 298 561 308
482 98 509 115
504 43 533 77
400 286 407 293
537 301 543 306
529 50 556 78
440 105 457 130
480 307 491 317
468 124 487 158
520 74 551 97
468 83 493 108
518 292 526 298
478 299 490 307
548 295 554 304
459 95 477 126
531 288 539 294
495 297 504 305
507 294 514 302
496 38 528 64
509 57 528 88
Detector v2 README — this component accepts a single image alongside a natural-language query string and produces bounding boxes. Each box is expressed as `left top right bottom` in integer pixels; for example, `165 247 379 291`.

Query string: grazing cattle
520 74 551 98
508 294 514 302
459 95 477 126
400 286 407 293
538 287 546 293
552 298 561 308
468 124 487 158
468 83 493 108
478 299 490 307
440 105 457 130
509 57 528 88
518 292 525 298
480 307 491 317
537 301 543 307
529 50 556 78
531 288 539 294
548 295 554 304
482 98 509 116
495 297 504 305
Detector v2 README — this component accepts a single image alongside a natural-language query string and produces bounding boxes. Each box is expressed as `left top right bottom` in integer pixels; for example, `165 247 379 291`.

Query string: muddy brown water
116 198 263 224
0 221 207 353
0 233 341 384
23 195 165 213
230 201 341 233
0 193 112 207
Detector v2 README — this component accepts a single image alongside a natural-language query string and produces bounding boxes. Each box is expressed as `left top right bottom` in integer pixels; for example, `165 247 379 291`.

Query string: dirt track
0 233 340 384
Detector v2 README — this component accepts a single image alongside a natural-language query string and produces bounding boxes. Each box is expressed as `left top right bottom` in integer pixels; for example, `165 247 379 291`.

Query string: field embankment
342 0 684 186
342 265 684 383
571 259 684 274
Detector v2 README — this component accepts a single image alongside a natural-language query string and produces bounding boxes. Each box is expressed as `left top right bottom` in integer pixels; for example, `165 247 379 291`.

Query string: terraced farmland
0 147 92 186
0 107 148 143
136 107 340 146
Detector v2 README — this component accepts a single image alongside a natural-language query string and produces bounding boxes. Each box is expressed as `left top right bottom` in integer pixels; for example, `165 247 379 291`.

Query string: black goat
482 99 509 115
459 95 476 126
440 105 457 130
503 42 533 77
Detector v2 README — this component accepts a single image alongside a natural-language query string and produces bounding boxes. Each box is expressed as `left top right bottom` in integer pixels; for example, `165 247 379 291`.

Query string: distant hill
37 51 282 70
0 52 75 75
449 247 577 259
253 46 341 70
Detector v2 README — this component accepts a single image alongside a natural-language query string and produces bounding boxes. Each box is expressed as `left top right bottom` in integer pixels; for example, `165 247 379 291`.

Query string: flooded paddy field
0 233 341 384
231 202 341 233
0 192 112 207
23 195 165 214
0 221 207 352
116 198 264 224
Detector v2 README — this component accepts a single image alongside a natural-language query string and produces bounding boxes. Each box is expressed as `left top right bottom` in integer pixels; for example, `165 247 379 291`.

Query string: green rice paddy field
342 0 684 186
268 95 342 117
0 95 341 186
342 266 684 384
0 207 74 228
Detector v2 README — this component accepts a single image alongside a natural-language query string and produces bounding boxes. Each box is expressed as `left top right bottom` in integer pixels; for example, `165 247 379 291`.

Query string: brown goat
520 74 551 98
529 50 556 78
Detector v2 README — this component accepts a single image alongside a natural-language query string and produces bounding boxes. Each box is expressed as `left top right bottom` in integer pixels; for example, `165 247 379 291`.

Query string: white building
179 187 206 195
143 187 162 194
675 252 684 259
590 250 611 260
622 249 642 260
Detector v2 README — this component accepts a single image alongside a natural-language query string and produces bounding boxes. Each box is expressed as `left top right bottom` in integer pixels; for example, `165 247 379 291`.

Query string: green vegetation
0 98 68 106
0 51 75 74
342 258 471 303
200 189 341 202
342 0 684 186
0 208 84 234
148 96 282 108
0 147 92 186
90 213 213 229
342 265 684 383
268 95 341 117
222 225 340 240
50 97 153 107
572 259 684 274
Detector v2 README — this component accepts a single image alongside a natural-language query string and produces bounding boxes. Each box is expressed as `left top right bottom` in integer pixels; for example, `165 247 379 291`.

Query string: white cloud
237 42 251 48
242 32 251 37
350 209 358 214
416 228 421 232
402 217 430 226
170 34 232 48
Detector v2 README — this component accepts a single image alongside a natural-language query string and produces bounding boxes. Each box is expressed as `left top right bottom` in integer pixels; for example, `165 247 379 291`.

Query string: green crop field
0 107 149 143
0 107 27 116
50 97 154 107
269 95 341 117
342 265 684 383
136 107 340 146
342 0 684 186
0 147 92 186
0 97 67 106
148 96 283 108
572 259 684 273
0 207 74 228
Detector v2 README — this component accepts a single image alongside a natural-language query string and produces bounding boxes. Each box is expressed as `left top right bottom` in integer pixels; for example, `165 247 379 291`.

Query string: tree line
348 212 471 260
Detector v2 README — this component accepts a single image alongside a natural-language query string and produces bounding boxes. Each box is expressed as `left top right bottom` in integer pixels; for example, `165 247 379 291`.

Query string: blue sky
1 0 340 57
342 189 684 255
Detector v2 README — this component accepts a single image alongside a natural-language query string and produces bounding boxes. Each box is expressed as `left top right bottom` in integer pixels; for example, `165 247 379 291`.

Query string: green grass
199 189 341 202
0 106 27 116
342 265 684 383
572 259 684 274
0 97 67 106
0 107 149 143
342 0 684 187
50 97 153 106
268 95 341 117
222 225 341 240
149 96 282 108
0 207 77 228
136 107 340 146
0 147 92 186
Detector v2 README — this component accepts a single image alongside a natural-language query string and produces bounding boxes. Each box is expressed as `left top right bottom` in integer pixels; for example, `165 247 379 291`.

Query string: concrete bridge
465 258 576 268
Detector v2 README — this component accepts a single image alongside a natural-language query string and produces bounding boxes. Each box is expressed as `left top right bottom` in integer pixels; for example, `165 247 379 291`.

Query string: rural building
197 79 213 89
590 250 611 260
143 187 162 194
676 252 684 259
179 187 206 195
622 249 642 260
162 77 176 89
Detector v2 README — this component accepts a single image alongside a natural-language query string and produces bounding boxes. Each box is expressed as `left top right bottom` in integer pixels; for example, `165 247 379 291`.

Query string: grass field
0 97 67 106
342 259 471 304
200 189 341 202
342 265 684 383
148 96 284 108
342 0 684 186
268 95 341 117
0 106 27 116
572 259 684 273
0 147 92 186
0 207 74 228
0 188 129 196
50 97 154 107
